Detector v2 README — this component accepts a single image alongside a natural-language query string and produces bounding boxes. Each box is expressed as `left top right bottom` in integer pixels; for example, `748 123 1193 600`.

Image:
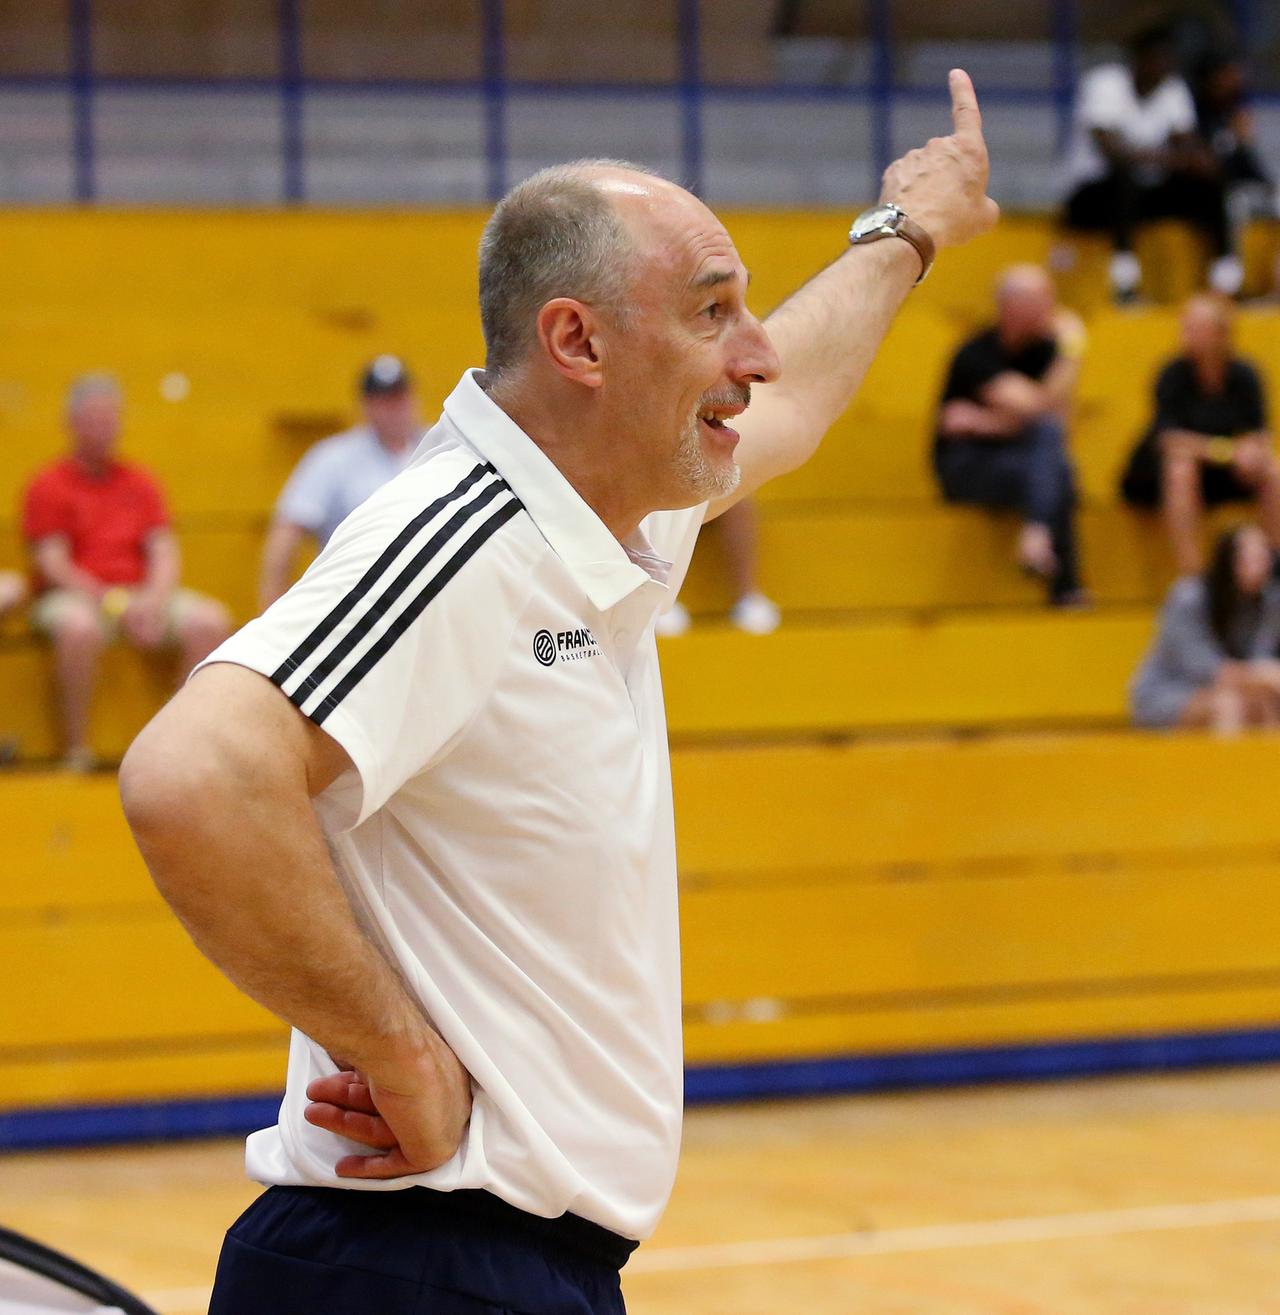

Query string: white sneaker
1209 254 1244 297
655 601 692 637
1109 250 1141 299
730 591 781 635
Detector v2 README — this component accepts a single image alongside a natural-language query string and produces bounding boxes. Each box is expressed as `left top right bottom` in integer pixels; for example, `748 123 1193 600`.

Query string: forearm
738 239 919 484
33 541 101 595
141 533 181 597
1041 357 1080 414
259 522 305 611
120 703 431 1075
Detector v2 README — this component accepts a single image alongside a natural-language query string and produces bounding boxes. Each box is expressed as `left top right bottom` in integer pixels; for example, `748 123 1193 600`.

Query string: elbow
119 718 224 898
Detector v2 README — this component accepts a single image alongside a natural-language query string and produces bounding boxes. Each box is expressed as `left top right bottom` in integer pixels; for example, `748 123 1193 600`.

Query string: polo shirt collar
443 369 670 612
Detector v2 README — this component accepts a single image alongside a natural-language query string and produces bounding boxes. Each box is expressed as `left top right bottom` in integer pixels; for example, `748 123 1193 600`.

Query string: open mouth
697 405 744 445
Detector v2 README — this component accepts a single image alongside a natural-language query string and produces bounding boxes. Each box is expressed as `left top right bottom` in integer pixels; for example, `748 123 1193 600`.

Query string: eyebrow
691 267 750 291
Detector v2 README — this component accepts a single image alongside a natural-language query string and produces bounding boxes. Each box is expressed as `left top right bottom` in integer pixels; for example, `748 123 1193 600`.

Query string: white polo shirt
200 369 705 1241
1064 63 1197 189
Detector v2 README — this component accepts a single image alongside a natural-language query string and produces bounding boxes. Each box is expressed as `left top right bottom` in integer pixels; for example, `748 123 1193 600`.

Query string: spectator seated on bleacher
1131 523 1280 733
21 373 231 770
1062 21 1241 301
1194 53 1277 233
1119 293 1279 576
933 265 1088 608
258 354 423 610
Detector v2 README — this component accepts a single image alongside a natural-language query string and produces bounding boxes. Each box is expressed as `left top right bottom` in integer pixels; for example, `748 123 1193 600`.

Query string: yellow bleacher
7 729 1280 1108
4 209 1280 1127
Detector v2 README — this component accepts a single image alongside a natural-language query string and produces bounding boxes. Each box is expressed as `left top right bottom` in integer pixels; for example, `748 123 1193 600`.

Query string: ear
536 298 606 389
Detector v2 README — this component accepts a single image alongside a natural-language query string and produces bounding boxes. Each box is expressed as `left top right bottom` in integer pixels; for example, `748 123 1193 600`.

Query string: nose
734 313 781 386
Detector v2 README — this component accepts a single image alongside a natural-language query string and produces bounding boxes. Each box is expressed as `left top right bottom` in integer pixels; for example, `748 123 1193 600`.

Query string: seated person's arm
31 534 104 597
121 528 182 646
259 518 312 612
120 663 471 1177
937 397 1023 440
1159 428 1214 459
978 371 1050 424
1039 309 1087 414
141 527 181 598
1091 126 1183 173
1166 129 1219 177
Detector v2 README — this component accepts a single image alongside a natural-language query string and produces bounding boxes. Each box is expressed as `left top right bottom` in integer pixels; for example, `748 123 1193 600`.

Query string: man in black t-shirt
1122 293 1279 575
934 265 1087 605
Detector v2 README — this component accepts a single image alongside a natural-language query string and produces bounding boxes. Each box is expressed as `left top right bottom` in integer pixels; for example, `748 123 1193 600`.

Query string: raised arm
119 662 471 1177
712 70 998 515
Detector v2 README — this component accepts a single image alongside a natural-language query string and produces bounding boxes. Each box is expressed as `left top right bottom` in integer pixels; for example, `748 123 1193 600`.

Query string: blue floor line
5 1026 1280 1152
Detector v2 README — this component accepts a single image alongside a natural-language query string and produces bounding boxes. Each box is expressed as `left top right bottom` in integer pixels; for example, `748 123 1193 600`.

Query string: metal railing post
68 0 95 202
676 0 705 196
1052 0 1078 155
481 0 508 202
279 0 304 203
869 0 893 198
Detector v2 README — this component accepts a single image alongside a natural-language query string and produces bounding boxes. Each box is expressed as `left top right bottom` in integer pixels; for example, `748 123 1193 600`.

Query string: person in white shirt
119 71 996 1315
258 355 423 610
1062 22 1239 299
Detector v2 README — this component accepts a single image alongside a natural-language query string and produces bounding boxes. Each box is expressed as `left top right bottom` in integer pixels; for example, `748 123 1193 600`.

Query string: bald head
995 263 1055 345
478 159 676 377
1180 293 1235 368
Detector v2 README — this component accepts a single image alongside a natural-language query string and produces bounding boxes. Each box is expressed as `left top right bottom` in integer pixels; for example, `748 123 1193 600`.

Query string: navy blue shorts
208 1185 636 1314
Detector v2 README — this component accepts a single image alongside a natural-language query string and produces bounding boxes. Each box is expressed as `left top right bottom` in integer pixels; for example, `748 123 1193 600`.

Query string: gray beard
675 409 741 502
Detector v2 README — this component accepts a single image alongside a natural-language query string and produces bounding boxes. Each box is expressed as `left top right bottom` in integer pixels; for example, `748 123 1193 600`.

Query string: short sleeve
1078 66 1127 131
1154 362 1189 431
198 459 529 831
941 336 999 404
21 469 68 543
275 444 335 535
1237 362 1267 431
132 468 171 533
1164 78 1197 134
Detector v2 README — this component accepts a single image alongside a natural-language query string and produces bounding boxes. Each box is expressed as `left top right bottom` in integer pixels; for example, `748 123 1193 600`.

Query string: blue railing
0 0 1270 206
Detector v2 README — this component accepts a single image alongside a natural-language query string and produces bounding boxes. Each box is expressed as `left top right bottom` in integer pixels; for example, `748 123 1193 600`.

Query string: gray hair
477 158 660 377
66 371 123 415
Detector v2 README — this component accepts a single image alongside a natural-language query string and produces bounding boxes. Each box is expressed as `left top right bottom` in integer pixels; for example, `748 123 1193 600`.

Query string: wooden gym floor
4 1066 1280 1314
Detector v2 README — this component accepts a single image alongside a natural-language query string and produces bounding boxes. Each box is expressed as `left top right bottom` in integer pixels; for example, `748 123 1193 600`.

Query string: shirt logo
533 626 603 666
533 629 557 667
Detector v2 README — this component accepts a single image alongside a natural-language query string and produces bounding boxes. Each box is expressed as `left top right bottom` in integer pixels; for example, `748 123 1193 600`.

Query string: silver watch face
849 204 901 242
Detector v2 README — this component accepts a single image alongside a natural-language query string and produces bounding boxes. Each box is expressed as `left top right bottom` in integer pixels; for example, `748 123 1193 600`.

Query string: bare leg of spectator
50 598 106 768
175 598 232 682
1162 450 1205 576
1016 524 1056 579
719 500 780 635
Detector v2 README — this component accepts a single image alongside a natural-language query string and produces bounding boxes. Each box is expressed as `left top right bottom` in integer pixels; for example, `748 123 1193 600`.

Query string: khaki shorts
31 586 212 645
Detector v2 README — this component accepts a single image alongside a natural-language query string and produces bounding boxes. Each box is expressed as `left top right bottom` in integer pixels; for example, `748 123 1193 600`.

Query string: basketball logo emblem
533 629 557 667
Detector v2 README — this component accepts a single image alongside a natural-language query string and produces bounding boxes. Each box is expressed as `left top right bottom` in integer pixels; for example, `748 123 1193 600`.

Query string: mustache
698 383 751 413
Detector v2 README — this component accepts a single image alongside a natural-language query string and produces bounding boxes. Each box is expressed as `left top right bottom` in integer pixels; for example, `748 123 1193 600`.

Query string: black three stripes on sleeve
269 461 524 725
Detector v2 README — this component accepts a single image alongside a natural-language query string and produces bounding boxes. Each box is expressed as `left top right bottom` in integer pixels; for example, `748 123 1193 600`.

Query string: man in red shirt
22 373 230 768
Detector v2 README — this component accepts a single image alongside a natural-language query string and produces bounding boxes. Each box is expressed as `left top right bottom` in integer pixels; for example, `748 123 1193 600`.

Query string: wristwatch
848 203 936 284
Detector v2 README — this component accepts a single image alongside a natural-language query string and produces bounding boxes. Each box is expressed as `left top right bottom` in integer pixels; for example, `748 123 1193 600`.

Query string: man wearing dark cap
258 355 423 609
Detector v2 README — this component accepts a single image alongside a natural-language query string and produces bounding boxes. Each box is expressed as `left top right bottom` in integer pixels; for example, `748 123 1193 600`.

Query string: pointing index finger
949 68 982 141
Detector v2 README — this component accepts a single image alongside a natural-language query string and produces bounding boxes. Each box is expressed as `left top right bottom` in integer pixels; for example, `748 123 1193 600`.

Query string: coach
120 71 996 1315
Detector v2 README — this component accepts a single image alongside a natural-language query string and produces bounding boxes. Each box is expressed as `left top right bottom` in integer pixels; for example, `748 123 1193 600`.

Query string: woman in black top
1120 293 1280 575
